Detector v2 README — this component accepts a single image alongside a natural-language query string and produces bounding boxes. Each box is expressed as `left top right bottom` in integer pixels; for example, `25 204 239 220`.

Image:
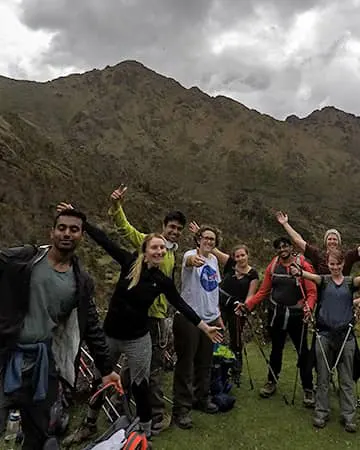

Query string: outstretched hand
205 325 224 343
57 202 74 212
189 221 200 234
276 211 288 225
192 248 206 267
234 302 249 316
110 184 128 204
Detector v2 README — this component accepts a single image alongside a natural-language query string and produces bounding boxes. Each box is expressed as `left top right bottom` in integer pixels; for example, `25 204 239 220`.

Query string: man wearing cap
276 212 360 275
243 237 317 406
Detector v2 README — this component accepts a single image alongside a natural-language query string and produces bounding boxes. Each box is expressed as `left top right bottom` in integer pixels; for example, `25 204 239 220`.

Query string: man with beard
243 237 317 407
0 209 121 450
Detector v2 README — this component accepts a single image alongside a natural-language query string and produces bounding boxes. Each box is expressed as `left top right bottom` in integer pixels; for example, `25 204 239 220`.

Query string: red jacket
245 255 317 311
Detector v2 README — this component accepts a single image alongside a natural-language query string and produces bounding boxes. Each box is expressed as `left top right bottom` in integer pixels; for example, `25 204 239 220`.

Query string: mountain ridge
1 59 360 275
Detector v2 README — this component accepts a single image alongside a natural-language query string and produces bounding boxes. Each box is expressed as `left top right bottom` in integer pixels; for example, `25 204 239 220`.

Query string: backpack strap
270 256 279 276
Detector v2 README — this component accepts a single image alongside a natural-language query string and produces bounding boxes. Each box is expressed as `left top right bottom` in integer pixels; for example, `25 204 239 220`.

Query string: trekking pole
234 308 254 390
243 344 254 390
245 315 290 405
234 310 242 388
332 324 353 373
290 320 306 405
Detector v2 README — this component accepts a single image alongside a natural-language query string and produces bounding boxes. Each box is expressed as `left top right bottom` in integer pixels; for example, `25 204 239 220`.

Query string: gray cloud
13 0 360 118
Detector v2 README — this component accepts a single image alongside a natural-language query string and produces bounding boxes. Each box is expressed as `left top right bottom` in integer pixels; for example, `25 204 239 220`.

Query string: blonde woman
57 205 222 445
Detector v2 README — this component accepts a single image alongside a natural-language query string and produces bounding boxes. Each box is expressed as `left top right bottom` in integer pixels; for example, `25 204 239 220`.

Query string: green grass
1 342 359 449
150 342 358 450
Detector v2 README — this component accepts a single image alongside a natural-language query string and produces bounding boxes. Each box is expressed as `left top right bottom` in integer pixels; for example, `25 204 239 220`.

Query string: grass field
1 342 359 449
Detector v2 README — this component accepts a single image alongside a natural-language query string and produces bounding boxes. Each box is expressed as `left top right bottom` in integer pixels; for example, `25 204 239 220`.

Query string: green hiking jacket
108 205 175 319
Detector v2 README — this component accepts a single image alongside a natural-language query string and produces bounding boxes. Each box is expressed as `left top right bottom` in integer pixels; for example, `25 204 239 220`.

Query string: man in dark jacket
0 209 121 450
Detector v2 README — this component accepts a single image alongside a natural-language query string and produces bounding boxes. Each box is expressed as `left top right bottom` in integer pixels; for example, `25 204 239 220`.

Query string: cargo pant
172 313 214 416
315 334 355 423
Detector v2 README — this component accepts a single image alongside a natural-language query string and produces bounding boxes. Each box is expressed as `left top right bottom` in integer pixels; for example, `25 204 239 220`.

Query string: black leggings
89 377 151 423
132 379 152 422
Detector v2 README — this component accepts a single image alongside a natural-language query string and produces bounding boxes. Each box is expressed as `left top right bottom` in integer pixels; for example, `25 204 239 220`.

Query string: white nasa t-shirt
181 249 221 323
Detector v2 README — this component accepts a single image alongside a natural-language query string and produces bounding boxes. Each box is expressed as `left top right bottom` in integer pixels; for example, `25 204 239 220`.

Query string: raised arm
212 248 230 266
84 222 134 268
275 211 306 253
108 186 146 249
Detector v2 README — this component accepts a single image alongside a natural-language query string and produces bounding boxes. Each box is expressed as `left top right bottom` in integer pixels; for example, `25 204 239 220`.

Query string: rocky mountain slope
1 60 360 290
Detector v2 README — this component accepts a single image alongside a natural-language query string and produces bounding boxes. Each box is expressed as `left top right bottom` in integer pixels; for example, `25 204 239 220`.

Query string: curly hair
194 224 222 248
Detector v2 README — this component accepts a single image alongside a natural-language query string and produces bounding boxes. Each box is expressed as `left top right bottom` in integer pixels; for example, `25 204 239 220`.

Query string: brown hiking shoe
62 420 97 447
260 381 276 398
151 414 171 436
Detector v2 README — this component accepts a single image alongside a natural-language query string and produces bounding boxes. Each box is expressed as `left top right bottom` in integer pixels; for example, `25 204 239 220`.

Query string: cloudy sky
1 0 360 119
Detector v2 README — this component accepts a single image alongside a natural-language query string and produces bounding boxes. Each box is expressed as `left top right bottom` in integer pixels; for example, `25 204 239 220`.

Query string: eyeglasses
201 236 216 242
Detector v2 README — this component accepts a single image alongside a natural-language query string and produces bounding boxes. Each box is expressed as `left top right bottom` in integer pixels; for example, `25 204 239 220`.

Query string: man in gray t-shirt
0 209 121 450
20 255 76 344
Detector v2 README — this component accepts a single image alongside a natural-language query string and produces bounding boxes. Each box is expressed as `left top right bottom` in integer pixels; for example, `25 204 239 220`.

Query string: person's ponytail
127 253 145 290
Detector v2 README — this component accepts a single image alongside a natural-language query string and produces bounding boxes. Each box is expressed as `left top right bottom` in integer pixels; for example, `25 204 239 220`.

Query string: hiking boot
340 418 357 433
344 422 357 433
151 414 171 436
260 381 276 398
313 416 327 429
62 419 97 447
171 413 193 430
303 389 315 408
193 398 219 414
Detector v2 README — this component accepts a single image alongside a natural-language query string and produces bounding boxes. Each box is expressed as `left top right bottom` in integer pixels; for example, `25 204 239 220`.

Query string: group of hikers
0 185 360 449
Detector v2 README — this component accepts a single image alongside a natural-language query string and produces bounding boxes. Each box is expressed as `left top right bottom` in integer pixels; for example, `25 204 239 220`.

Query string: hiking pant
172 313 214 416
89 333 152 423
268 314 313 390
148 318 166 422
0 360 58 450
315 335 355 423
